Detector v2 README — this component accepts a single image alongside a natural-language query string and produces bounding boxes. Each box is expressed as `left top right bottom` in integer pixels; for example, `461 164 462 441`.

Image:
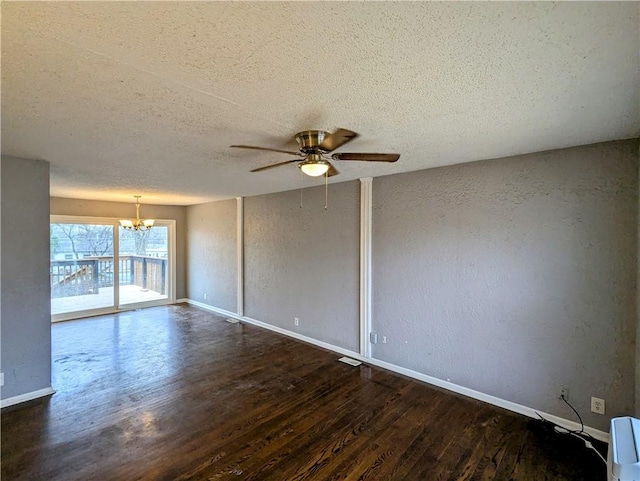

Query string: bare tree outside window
80 225 113 256
119 228 167 257
53 224 82 259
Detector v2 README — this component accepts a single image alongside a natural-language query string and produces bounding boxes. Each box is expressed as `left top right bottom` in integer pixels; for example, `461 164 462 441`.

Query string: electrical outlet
591 397 605 415
559 387 568 401
294 317 299 326
0 373 4 387
382 336 387 344
203 293 207 301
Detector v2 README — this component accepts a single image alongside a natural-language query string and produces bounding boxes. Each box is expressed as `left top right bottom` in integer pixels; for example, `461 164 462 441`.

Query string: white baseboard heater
609 417 640 481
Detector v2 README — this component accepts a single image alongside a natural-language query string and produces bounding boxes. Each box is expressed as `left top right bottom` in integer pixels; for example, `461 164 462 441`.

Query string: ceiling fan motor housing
295 130 329 154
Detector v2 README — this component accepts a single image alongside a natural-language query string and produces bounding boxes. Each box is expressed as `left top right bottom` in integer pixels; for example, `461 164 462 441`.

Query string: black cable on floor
561 394 584 433
533 396 606 466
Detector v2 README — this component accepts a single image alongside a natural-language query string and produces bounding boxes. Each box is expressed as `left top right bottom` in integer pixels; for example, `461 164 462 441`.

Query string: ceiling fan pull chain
324 170 328 210
300 168 303 209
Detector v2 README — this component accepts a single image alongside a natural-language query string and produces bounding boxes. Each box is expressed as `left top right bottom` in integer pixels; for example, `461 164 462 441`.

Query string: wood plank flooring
1 304 606 480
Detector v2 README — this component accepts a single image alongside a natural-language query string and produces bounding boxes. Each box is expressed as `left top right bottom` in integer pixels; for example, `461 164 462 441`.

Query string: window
50 216 176 321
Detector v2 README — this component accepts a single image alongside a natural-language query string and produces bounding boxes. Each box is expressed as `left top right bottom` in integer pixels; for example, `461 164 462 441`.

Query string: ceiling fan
230 128 399 177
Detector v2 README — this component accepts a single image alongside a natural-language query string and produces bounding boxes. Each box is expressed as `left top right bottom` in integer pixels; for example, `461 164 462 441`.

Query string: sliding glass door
50 216 175 321
118 224 169 306
50 221 116 316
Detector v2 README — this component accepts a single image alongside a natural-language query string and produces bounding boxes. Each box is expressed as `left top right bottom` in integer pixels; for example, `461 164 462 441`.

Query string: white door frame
50 215 176 322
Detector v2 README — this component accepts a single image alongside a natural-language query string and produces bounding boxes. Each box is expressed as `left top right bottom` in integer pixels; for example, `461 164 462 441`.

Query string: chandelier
119 195 154 231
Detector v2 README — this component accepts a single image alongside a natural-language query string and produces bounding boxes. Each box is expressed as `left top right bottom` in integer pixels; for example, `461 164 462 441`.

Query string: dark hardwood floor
2 304 606 480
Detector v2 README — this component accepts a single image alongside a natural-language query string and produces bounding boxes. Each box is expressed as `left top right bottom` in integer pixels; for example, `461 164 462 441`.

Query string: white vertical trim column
168 219 177 303
360 178 373 358
236 197 244 317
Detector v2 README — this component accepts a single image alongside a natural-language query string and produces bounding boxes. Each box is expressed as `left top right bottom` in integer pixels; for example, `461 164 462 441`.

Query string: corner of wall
1 156 52 401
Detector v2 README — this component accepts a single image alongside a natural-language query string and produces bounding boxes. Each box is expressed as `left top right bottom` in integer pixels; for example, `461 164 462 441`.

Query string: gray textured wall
186 199 237 312
50 197 187 299
372 140 638 431
1 156 52 400
244 181 360 351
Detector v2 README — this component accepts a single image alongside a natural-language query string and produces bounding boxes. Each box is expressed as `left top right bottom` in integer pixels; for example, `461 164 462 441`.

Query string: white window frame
50 215 176 322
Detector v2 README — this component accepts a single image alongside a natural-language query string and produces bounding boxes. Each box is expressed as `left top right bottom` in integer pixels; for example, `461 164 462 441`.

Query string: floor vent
338 357 362 367
225 318 239 324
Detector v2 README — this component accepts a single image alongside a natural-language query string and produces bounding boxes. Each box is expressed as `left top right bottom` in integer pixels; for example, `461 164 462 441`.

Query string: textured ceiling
2 2 639 205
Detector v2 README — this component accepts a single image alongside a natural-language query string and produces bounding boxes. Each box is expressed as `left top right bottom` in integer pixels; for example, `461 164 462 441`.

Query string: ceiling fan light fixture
299 159 330 177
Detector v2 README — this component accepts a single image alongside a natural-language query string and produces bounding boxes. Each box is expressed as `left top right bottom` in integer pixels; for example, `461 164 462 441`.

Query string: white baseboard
185 299 239 319
1 387 56 408
358 357 609 443
182 299 361 358
241 315 362 359
182 299 610 443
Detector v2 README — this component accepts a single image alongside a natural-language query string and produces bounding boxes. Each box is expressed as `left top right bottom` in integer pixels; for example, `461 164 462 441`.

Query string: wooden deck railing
50 256 167 298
